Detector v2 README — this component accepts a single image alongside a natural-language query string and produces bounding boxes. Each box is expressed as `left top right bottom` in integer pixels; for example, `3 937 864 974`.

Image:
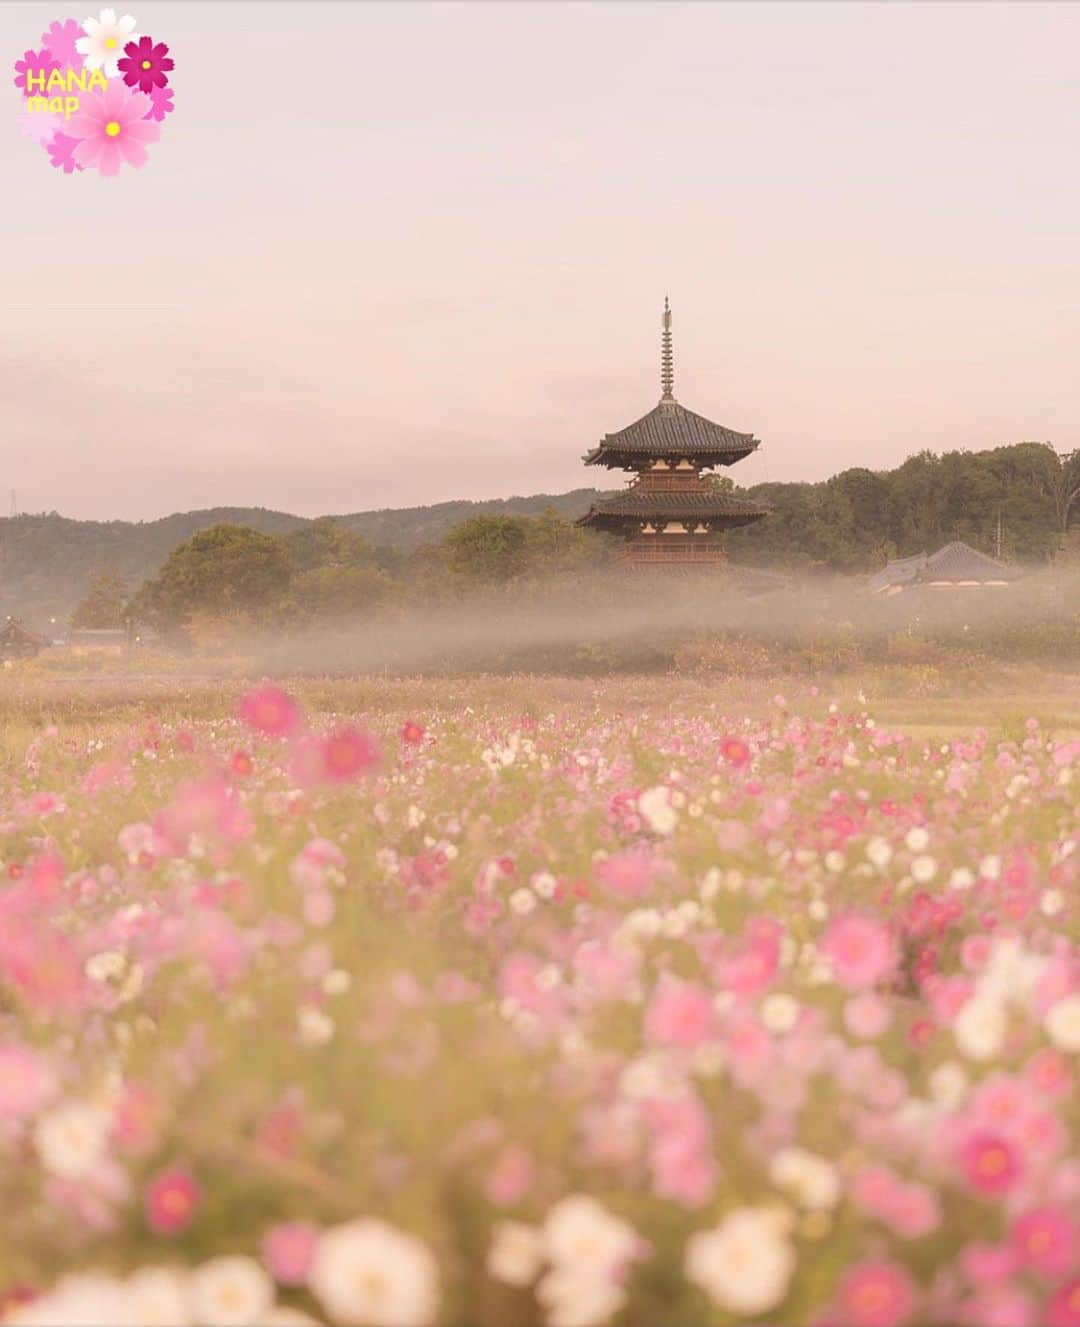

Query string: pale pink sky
5 1 1079 520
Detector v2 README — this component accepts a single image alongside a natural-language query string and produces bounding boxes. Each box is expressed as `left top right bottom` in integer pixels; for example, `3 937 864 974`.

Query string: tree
70 570 129 629
131 523 292 636
289 565 396 623
443 515 530 585
282 518 379 574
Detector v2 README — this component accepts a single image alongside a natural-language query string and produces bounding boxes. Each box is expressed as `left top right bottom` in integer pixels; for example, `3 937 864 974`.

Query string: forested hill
0 489 608 622
1 443 1075 623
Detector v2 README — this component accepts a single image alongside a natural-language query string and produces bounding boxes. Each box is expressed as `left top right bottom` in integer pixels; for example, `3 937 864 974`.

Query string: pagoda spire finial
660 295 675 402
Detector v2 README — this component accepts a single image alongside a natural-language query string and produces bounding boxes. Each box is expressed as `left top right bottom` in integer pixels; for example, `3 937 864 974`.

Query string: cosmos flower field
0 674 1077 1327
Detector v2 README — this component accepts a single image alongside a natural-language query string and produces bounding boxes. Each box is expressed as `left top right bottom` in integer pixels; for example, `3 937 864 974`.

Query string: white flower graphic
76 9 139 77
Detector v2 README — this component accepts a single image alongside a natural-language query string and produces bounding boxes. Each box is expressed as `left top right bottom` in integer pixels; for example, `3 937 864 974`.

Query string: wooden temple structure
578 300 769 568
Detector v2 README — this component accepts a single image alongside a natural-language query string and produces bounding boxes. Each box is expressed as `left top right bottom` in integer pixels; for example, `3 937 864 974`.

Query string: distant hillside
0 490 608 625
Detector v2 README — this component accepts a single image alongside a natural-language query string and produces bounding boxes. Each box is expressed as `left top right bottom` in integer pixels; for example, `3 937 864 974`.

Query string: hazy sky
5 1 1079 521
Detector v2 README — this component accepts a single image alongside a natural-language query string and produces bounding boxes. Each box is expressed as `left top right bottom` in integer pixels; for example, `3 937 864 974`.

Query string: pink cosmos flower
145 1164 200 1235
1047 1278 1080 1327
645 976 714 1050
719 735 751 768
66 81 159 177
400 719 425 746
959 1130 1025 1197
836 1261 916 1327
0 1045 54 1118
596 850 653 901
13 48 60 97
41 19 84 69
484 1145 537 1206
1009 1205 1077 1280
318 727 380 782
238 685 302 738
262 1221 318 1284
821 913 898 990
845 991 892 1039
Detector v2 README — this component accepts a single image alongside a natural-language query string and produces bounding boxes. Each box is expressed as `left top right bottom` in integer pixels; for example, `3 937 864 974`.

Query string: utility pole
994 510 1004 561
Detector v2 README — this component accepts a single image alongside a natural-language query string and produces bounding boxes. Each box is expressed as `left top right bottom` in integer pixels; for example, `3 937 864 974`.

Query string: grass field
0 665 1077 1326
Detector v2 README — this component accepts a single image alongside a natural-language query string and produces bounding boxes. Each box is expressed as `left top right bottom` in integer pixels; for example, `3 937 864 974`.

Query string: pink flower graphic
41 19 84 71
118 36 173 94
66 80 159 176
18 107 62 144
143 83 175 122
44 130 84 173
13 47 60 98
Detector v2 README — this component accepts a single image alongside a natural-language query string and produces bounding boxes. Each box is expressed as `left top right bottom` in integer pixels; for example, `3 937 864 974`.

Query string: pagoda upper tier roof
578 487 770 527
584 399 760 468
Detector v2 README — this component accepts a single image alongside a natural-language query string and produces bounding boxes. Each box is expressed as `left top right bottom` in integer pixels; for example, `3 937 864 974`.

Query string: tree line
67 441 1078 643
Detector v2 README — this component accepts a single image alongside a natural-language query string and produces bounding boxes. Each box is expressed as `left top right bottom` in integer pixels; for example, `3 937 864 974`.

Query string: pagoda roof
579 487 769 528
584 399 760 468
869 541 1022 593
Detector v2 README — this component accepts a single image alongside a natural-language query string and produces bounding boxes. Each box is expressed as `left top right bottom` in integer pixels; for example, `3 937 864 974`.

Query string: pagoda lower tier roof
578 488 770 529
584 399 760 468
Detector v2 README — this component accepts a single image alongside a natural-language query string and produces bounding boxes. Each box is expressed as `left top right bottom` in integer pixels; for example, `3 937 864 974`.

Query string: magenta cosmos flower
118 35 173 94
66 80 160 177
13 47 60 97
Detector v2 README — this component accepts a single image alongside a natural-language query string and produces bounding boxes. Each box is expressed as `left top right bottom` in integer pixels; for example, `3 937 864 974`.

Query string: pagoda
578 300 769 568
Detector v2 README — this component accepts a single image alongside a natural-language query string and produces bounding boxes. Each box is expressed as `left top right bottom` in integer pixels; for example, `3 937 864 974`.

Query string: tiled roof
584 400 760 465
870 541 1021 591
579 488 770 525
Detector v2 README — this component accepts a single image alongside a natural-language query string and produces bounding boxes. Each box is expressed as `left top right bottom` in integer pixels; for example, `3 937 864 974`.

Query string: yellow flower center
105 37 117 49
105 121 121 137
142 59 151 69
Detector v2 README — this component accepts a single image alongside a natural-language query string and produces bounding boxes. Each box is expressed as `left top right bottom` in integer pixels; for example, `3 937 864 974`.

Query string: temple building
578 300 769 568
869 541 1022 595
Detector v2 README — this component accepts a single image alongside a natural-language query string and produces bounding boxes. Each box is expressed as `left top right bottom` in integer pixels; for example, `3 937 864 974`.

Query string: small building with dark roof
869 541 1023 595
0 617 49 661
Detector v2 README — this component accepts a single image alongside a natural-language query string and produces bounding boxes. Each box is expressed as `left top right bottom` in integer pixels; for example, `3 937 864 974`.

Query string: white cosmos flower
543 1195 637 1275
188 1257 273 1327
929 1060 970 1110
866 837 892 870
76 9 139 77
768 1147 841 1210
1045 994 1080 1053
953 996 1007 1062
911 855 938 883
637 786 677 836
125 1268 191 1327
537 1265 626 1327
310 1219 438 1327
685 1208 796 1316
487 1221 544 1286
12 1274 136 1327
760 993 800 1034
33 1101 111 1179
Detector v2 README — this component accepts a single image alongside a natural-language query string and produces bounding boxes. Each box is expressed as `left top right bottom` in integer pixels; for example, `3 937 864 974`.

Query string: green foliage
69 570 130 629
728 442 1073 570
283 518 379 574
133 524 293 635
443 515 531 585
288 565 397 623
